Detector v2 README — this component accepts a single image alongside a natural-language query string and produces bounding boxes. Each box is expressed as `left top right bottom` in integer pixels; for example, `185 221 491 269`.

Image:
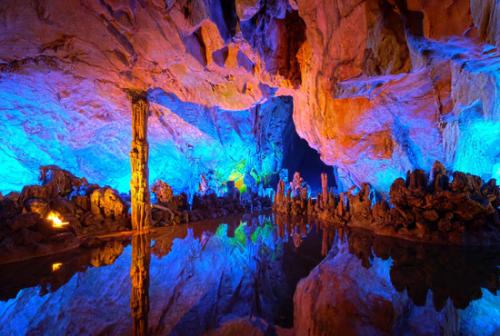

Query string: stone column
129 91 151 231
130 233 151 336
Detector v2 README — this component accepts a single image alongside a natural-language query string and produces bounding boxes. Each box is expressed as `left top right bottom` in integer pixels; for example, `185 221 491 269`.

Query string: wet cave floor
0 214 499 335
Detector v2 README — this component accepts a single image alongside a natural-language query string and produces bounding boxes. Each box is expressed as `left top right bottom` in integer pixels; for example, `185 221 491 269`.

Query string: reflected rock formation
294 228 500 336
130 233 151 336
0 221 294 335
0 218 498 335
346 230 500 310
0 238 127 301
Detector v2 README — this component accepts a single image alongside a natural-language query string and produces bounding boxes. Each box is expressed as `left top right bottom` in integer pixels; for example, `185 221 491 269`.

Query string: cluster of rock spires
150 178 271 226
273 161 500 245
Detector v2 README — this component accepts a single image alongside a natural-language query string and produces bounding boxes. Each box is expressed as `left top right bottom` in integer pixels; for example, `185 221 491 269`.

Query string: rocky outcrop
90 188 127 219
151 179 189 226
292 0 500 190
0 165 129 263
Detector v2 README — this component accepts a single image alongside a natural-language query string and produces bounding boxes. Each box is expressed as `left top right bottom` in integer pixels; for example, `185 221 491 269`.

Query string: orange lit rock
90 188 126 219
129 233 151 336
151 180 174 205
129 91 151 231
406 0 474 38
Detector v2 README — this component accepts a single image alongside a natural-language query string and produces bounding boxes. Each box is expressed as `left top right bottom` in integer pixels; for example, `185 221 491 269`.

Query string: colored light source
46 211 69 229
51 262 63 272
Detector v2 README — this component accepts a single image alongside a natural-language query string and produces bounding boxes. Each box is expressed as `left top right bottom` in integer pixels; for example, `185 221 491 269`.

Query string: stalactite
129 90 151 231
129 233 151 336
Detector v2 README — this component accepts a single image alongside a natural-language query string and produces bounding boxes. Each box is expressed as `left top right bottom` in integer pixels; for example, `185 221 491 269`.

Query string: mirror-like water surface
0 214 499 335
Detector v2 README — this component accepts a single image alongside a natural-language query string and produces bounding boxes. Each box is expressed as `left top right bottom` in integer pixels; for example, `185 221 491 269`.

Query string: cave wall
0 0 499 193
292 0 500 189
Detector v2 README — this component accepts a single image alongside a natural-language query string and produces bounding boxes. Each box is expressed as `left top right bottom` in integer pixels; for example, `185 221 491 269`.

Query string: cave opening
282 119 335 195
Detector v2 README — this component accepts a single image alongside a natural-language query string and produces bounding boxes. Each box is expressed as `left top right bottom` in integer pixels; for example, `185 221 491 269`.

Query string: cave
0 1 499 335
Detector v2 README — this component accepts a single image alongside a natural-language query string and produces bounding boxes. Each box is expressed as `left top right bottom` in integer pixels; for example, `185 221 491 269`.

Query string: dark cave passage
282 122 335 195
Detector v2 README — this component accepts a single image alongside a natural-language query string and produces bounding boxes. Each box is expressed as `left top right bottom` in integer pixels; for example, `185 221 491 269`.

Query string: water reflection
343 228 500 310
0 215 498 335
130 233 151 336
0 239 128 301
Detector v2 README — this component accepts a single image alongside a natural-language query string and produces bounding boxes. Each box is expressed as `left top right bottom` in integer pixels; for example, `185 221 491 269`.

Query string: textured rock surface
0 0 499 193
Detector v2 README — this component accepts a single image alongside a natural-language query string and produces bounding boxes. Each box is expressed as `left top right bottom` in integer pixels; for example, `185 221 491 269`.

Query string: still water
0 214 499 335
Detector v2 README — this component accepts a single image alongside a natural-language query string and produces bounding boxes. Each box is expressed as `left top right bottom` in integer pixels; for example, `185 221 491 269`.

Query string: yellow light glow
46 211 69 229
52 262 62 272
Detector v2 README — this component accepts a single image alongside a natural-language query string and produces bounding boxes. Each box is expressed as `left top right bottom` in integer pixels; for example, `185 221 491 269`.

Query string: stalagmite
129 233 151 336
129 91 151 231
273 179 286 213
321 173 328 208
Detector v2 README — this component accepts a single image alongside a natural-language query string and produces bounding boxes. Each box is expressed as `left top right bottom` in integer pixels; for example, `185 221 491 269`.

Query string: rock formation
151 180 174 205
90 188 127 219
0 0 498 196
0 165 129 263
274 162 500 245
344 229 500 310
129 91 151 231
274 171 309 217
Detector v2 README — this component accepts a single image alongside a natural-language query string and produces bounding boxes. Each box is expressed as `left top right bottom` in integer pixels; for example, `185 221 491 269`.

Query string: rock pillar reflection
129 91 151 231
130 233 151 336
